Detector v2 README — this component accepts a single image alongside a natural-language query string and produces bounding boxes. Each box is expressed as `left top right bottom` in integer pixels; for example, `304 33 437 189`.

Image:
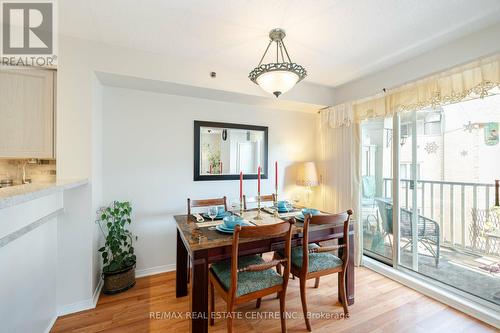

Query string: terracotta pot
102 264 136 294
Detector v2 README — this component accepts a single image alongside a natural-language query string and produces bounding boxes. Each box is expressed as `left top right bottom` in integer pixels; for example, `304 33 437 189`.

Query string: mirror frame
194 120 269 181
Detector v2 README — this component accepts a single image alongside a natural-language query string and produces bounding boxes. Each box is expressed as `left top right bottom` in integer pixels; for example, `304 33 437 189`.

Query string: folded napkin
196 220 224 227
193 213 205 222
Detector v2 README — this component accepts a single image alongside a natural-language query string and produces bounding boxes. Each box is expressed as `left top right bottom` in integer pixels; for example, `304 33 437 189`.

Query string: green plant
204 143 221 174
96 201 137 273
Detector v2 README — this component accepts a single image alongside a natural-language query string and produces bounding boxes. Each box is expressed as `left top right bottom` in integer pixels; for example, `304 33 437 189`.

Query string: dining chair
187 196 227 215
209 219 294 333
274 210 352 331
186 196 227 282
243 194 275 210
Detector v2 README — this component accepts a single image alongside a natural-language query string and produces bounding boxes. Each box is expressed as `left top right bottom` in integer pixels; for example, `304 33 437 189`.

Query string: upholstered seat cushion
210 255 283 297
280 244 343 273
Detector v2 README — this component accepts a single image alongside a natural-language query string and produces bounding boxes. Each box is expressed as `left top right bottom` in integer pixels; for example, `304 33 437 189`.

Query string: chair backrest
229 220 294 300
362 175 376 199
243 194 275 210
375 198 393 234
187 196 227 215
301 210 352 275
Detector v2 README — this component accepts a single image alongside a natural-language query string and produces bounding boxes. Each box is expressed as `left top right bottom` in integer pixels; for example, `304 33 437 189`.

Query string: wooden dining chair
274 210 352 331
186 196 227 282
187 196 227 215
242 194 275 210
209 219 294 333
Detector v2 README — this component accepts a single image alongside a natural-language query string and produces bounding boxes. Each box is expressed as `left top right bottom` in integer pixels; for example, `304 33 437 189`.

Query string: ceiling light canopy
249 28 307 98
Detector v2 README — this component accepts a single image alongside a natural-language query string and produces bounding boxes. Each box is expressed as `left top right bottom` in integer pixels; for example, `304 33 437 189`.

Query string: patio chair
375 198 440 266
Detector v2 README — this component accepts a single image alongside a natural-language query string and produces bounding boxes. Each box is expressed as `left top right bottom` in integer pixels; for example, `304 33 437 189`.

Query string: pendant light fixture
249 28 307 98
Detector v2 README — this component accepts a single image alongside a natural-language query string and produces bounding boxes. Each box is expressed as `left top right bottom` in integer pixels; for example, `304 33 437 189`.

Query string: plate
273 206 294 213
295 214 305 221
202 211 231 220
215 222 250 234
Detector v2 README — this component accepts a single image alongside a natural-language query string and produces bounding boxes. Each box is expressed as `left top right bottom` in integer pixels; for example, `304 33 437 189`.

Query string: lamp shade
296 161 319 187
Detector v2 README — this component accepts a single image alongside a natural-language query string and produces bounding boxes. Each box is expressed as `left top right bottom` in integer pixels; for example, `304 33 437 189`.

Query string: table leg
176 229 188 298
190 251 209 333
338 232 355 305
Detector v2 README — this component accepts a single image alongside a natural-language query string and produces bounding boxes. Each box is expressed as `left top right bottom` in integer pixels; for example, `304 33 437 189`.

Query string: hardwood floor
51 267 496 333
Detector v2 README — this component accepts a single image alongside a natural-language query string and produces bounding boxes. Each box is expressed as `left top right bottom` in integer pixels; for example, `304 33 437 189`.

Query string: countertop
0 179 88 209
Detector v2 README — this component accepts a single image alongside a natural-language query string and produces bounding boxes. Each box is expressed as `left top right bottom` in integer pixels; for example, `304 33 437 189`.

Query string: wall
102 86 317 272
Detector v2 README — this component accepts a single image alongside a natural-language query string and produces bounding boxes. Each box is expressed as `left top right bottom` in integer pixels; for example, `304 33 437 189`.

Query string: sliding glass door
361 117 393 264
362 93 500 307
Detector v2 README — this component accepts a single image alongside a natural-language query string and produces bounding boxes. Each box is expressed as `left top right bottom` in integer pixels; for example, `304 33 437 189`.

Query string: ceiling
60 0 500 88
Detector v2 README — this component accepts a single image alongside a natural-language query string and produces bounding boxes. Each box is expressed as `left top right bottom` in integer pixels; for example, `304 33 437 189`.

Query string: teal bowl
301 208 320 216
223 215 244 229
277 200 289 209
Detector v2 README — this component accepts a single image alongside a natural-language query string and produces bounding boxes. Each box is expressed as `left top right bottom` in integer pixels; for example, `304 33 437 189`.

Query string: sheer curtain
318 103 362 266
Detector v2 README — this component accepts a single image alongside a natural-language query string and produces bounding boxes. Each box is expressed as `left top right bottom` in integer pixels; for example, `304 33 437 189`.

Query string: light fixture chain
278 41 285 62
281 40 292 63
276 40 279 63
257 40 273 67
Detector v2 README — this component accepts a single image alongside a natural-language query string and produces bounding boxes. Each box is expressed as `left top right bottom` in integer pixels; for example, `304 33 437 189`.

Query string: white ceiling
60 0 500 87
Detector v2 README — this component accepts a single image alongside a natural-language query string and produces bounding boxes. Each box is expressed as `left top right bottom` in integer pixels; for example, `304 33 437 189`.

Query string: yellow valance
353 54 500 122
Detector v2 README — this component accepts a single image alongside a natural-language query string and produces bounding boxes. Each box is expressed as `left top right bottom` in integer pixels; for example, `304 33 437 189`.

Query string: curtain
318 103 362 266
353 54 500 122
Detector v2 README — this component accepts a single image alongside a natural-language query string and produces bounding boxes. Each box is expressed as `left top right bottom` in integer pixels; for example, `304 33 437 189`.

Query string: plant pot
102 264 136 294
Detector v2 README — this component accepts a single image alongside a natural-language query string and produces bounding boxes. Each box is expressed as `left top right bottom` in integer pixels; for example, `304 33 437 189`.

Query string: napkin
193 213 205 222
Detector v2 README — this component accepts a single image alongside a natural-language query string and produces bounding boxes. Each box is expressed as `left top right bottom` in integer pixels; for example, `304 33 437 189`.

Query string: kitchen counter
0 179 88 209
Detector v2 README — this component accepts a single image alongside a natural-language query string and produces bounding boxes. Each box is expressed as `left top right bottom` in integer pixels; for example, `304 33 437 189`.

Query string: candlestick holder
239 199 244 217
254 193 263 220
273 190 280 218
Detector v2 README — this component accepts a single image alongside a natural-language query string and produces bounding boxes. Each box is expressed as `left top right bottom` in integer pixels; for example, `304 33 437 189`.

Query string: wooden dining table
175 209 355 333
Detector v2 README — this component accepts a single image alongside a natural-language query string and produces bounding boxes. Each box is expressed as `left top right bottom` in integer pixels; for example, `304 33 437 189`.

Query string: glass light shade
256 70 299 97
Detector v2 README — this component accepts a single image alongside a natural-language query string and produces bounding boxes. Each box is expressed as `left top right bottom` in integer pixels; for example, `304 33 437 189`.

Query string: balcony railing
382 178 498 254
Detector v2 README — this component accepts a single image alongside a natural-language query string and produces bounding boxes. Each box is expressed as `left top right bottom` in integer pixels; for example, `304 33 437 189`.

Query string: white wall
101 86 317 271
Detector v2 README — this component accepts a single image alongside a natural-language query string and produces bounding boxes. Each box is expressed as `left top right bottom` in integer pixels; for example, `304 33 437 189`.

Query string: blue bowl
276 200 288 209
223 215 245 229
301 208 320 216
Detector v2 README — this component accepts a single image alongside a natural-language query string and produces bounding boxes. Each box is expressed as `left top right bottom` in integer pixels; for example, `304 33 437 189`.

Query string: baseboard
135 263 176 278
55 265 174 318
43 315 58 333
363 256 500 329
92 278 103 307
57 279 103 317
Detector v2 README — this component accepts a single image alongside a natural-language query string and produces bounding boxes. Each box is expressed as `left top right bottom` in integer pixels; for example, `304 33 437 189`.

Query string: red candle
240 171 243 201
275 161 278 191
209 164 212 174
220 161 222 174
258 166 261 193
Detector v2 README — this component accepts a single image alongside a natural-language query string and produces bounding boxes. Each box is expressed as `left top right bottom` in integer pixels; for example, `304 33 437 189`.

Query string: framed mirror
194 121 268 181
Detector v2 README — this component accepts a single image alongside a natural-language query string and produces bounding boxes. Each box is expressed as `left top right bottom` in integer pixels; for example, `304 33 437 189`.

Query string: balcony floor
363 232 500 306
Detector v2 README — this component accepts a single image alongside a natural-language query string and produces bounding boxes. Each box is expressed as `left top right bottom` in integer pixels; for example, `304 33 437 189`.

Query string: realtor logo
1 1 56 66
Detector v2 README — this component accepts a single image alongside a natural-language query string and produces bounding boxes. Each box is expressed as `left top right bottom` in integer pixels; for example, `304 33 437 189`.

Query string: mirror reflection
200 127 266 175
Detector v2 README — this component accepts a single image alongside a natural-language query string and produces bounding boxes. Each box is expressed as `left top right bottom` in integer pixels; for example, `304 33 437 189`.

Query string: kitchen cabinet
0 67 55 158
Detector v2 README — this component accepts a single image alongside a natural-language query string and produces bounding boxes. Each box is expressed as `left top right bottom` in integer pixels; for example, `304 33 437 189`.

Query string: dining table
175 208 355 333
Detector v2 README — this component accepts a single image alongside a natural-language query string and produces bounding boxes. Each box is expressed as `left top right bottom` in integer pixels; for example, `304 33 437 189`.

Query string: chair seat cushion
280 244 343 273
210 255 283 297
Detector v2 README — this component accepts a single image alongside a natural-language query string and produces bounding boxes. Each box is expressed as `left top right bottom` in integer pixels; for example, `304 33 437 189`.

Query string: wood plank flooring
51 267 497 333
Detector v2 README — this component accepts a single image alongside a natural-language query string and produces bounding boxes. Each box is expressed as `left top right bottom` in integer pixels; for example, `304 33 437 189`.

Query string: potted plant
96 201 137 294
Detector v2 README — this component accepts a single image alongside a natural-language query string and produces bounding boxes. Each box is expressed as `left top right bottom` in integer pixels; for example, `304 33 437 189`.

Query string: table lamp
296 161 319 206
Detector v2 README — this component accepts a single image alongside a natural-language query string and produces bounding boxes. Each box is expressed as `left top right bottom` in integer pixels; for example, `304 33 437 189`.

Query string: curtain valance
353 54 500 122
321 103 353 128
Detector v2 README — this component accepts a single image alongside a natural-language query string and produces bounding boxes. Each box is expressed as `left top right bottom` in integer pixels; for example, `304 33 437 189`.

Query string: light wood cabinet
0 67 55 158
